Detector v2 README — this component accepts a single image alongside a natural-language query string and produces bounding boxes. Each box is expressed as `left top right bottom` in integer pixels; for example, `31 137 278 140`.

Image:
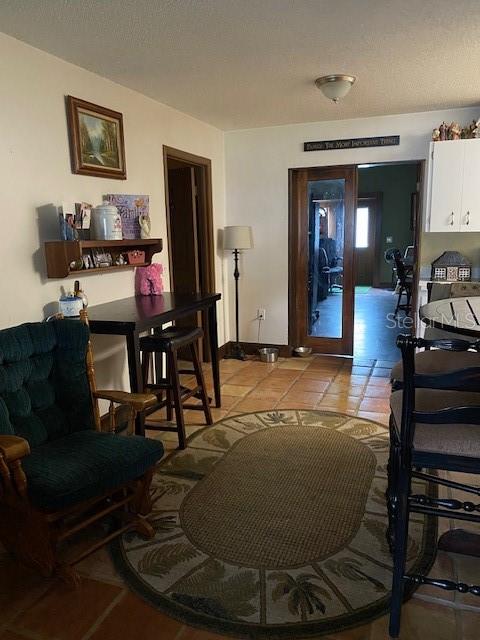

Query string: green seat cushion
22 431 164 511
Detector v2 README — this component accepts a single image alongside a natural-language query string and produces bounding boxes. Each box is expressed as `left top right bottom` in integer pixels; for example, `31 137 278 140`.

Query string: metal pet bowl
294 346 312 358
258 347 279 363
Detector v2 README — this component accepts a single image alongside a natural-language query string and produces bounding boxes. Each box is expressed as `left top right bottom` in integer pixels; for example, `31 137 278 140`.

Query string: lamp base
225 342 246 361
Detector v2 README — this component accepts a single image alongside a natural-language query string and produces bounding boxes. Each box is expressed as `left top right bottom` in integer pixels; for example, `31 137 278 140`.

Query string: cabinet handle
450 211 455 226
466 211 470 226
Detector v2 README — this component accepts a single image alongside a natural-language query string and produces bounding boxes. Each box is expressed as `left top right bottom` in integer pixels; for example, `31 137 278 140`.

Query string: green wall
358 164 418 284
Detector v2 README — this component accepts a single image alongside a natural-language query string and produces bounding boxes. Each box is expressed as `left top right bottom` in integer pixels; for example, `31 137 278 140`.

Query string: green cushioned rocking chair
0 310 164 583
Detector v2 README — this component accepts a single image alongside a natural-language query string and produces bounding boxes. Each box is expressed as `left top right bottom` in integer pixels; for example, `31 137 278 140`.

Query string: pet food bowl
294 346 312 358
258 347 279 363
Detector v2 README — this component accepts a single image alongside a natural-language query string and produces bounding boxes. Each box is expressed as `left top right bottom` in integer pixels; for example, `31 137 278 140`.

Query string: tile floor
1 354 479 640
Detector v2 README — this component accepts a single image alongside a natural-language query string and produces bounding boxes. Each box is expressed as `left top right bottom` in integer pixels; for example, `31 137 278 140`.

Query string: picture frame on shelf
66 96 127 180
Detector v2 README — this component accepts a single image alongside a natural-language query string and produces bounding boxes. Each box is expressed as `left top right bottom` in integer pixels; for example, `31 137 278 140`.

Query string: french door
289 165 357 355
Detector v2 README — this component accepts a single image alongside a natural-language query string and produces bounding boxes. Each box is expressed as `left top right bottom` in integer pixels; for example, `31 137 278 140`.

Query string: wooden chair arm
0 435 29 497
0 435 30 462
93 390 157 411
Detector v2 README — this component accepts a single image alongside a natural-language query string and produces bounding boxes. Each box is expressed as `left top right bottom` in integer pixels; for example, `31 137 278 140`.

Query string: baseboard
221 341 292 358
217 343 228 360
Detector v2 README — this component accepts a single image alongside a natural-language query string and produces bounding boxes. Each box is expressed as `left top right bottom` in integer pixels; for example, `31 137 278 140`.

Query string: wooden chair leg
166 361 173 422
191 341 213 425
169 350 186 449
141 351 151 392
389 467 411 638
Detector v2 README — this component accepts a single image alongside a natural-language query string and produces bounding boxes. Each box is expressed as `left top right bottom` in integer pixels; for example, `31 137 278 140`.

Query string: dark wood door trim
163 146 216 360
163 146 215 295
289 165 357 355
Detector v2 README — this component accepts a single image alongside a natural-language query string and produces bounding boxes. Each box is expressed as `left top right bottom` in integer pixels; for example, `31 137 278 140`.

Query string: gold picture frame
66 95 126 180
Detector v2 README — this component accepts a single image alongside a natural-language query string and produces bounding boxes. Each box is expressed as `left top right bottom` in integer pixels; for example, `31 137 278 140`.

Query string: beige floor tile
359 397 391 413
282 390 323 405
363 385 391 399
13 578 123 640
220 384 254 397
276 400 318 410
246 387 286 401
89 592 184 640
459 609 480 640
301 369 337 381
369 597 457 640
234 397 278 412
278 359 310 370
290 378 331 393
268 368 303 379
327 383 365 396
317 395 361 410
255 377 294 391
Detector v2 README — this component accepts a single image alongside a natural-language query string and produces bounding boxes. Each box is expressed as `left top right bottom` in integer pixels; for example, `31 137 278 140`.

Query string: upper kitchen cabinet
460 140 480 231
425 139 480 232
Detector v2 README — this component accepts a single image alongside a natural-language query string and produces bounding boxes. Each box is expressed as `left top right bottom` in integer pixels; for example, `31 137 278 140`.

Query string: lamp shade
223 226 253 250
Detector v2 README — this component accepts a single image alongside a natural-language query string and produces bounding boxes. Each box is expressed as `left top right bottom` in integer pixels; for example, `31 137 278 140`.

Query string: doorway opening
354 162 421 362
163 146 215 360
288 161 423 360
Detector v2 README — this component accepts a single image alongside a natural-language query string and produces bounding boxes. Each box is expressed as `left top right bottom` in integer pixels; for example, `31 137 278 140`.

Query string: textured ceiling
1 0 480 130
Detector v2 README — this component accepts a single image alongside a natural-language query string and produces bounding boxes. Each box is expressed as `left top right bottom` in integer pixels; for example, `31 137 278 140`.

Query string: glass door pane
307 178 345 338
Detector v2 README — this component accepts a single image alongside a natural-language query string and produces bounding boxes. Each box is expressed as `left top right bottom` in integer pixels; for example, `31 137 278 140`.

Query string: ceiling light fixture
315 74 356 103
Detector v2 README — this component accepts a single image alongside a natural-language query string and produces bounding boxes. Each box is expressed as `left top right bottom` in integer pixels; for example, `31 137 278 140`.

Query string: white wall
0 33 227 390
225 106 479 345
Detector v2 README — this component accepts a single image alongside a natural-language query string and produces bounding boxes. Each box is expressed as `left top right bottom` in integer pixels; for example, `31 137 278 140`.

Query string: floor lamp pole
229 248 246 360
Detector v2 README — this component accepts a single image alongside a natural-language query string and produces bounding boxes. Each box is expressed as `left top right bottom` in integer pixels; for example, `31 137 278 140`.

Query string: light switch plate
386 236 393 244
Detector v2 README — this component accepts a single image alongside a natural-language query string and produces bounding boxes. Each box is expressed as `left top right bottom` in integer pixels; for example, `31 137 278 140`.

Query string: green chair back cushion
0 319 94 447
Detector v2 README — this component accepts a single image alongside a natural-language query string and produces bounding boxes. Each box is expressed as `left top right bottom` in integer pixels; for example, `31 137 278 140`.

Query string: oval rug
111 410 436 639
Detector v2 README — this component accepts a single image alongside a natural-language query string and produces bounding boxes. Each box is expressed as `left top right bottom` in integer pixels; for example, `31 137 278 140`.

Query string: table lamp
223 225 254 360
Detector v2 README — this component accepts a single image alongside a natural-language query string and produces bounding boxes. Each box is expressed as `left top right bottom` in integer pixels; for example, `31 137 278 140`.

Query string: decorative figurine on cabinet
439 121 448 141
448 122 462 140
432 128 441 142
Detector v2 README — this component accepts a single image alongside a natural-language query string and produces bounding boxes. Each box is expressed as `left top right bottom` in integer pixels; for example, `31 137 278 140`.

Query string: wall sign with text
304 135 400 152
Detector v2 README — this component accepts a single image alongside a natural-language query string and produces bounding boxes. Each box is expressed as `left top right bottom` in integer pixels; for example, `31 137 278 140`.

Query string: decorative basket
127 249 146 265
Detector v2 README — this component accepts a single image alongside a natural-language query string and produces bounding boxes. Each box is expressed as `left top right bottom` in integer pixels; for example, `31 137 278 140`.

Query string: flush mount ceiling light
315 74 356 103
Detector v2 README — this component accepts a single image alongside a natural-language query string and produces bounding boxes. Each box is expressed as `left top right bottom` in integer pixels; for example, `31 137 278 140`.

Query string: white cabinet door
429 141 464 232
460 139 480 231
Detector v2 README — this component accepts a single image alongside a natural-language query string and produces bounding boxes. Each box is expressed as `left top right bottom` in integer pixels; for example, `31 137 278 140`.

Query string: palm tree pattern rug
111 410 436 638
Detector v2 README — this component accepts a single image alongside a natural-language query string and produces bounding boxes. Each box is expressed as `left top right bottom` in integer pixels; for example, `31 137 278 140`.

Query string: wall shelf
44 238 163 278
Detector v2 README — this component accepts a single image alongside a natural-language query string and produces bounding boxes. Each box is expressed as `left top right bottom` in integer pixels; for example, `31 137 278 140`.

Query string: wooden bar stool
140 326 213 449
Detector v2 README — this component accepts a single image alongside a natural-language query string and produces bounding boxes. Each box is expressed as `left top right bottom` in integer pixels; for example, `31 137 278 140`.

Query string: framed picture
66 96 126 179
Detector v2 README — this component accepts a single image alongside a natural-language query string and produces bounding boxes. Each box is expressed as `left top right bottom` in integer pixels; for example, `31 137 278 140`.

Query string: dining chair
387 334 480 638
392 249 412 318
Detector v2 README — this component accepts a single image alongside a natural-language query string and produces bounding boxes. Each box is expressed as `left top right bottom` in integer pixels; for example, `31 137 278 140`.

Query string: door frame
356 192 383 288
163 146 216 296
288 164 357 355
163 146 216 360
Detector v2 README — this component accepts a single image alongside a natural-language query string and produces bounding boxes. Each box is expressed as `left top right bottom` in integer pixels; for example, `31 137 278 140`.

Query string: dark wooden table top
420 296 480 337
87 292 221 334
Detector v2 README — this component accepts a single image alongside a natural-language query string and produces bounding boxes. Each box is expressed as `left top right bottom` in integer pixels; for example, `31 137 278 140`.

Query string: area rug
111 410 436 639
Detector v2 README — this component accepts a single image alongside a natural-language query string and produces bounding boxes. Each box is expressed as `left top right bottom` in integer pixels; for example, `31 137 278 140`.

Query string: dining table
87 292 222 434
420 295 480 558
420 295 480 338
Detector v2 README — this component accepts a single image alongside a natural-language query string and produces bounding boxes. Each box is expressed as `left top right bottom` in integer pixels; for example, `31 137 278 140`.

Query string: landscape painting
66 96 126 179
